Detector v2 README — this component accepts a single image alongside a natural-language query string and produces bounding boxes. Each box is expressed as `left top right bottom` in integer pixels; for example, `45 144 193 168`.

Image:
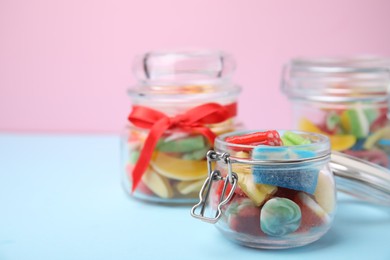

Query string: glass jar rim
215 130 331 163
282 56 390 103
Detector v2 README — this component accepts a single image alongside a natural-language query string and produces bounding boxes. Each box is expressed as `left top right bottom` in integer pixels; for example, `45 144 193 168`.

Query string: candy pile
299 106 390 168
213 130 335 240
126 130 211 200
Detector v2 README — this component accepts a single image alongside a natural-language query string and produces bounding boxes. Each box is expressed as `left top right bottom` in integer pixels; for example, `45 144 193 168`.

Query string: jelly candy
252 166 319 195
252 146 315 160
295 192 330 232
142 168 174 199
227 198 264 236
340 108 370 138
252 146 319 194
181 147 210 160
363 126 390 149
298 104 389 168
157 135 206 153
282 131 311 145
299 118 356 151
260 197 302 237
328 135 357 151
176 179 206 195
236 171 277 206
150 152 208 181
313 171 336 213
226 130 282 146
325 111 340 133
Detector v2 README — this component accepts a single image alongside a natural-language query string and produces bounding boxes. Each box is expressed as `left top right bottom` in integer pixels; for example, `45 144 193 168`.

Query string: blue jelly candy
349 138 366 151
252 146 319 194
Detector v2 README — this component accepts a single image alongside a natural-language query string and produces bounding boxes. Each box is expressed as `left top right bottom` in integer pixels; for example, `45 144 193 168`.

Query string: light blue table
1 134 389 260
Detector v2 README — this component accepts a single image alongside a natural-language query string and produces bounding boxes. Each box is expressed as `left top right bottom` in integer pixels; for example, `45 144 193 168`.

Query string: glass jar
191 130 390 249
281 56 390 170
123 50 242 204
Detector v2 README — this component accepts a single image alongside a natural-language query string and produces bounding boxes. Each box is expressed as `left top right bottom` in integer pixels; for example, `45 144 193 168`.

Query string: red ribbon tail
131 118 170 192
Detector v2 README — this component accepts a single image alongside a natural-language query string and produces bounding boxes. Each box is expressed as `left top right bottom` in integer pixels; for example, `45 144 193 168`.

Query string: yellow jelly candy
236 171 277 207
314 171 335 213
364 126 390 149
232 163 252 175
329 135 356 151
299 118 356 151
142 168 174 199
176 179 205 195
150 152 208 181
299 118 322 133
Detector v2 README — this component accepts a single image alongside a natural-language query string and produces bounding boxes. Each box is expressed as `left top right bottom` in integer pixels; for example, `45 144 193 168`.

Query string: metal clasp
190 150 238 224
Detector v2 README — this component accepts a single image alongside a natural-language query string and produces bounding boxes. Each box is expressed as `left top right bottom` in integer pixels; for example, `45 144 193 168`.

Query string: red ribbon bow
128 102 237 192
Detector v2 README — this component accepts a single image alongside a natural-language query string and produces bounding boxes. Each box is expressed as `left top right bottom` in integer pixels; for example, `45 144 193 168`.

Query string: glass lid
128 49 241 102
330 151 390 206
282 56 390 102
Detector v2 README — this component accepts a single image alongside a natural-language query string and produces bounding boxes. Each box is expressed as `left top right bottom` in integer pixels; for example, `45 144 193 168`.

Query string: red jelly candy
227 198 265 236
226 130 283 146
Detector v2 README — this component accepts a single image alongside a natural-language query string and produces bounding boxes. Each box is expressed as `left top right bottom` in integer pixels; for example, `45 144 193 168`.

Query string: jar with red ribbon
124 50 242 204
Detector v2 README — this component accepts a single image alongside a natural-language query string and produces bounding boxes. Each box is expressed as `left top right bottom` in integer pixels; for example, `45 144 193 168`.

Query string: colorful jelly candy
282 131 311 146
182 147 210 160
325 111 341 133
142 168 174 199
127 130 214 201
236 171 277 206
313 171 335 213
340 108 370 138
299 118 357 151
295 192 330 232
227 198 264 236
150 151 208 181
157 135 206 153
260 197 302 237
176 179 206 195
363 126 390 149
225 130 283 146
297 104 389 169
252 146 319 194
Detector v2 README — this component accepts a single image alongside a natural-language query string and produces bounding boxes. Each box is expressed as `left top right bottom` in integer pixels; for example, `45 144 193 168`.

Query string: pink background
1 0 390 134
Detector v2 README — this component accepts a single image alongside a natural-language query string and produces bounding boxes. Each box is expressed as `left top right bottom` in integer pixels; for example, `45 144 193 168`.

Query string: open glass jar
123 50 242 204
281 57 390 170
191 130 390 249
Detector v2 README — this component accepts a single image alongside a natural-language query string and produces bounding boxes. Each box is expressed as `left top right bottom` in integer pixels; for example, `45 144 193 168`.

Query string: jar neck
129 94 240 117
290 98 389 111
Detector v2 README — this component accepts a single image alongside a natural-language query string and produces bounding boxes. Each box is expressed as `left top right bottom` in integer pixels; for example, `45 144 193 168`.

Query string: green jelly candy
129 150 140 164
282 131 311 146
157 136 206 153
363 108 379 124
341 109 369 138
326 112 340 131
182 147 209 160
281 136 294 146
